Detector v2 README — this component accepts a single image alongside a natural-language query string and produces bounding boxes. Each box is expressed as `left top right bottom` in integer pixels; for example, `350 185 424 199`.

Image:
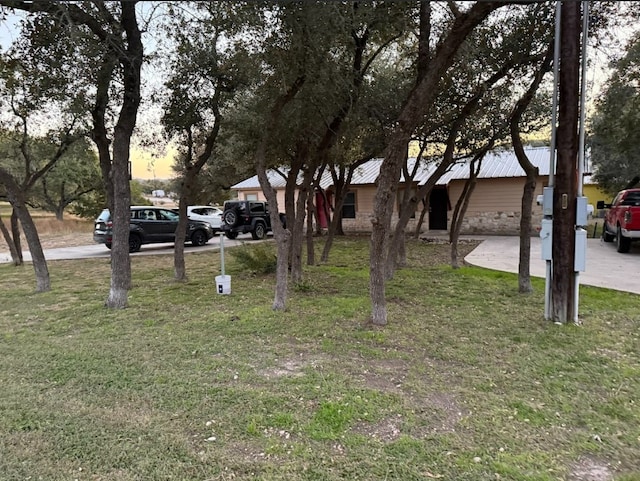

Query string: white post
220 232 225 276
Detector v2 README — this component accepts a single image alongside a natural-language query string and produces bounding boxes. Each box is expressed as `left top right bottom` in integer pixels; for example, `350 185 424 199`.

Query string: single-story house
231 146 608 235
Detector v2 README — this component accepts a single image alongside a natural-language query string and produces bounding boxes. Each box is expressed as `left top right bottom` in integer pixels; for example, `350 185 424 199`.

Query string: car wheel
223 209 240 227
616 225 631 253
225 231 238 240
252 222 266 240
602 222 614 242
105 243 112 249
191 229 208 247
129 234 142 253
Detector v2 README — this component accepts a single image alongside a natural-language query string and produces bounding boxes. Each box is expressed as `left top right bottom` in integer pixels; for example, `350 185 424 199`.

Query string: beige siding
234 176 553 234
231 189 286 210
235 190 266 201
447 177 548 235
353 186 377 215
448 177 546 213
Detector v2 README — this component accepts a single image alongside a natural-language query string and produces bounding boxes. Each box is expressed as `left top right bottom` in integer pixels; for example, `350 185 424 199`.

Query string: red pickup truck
598 188 640 253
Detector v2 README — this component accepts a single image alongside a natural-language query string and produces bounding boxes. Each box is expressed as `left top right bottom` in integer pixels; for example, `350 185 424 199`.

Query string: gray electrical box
540 218 553 261
576 196 588 226
542 186 554 216
574 228 587 272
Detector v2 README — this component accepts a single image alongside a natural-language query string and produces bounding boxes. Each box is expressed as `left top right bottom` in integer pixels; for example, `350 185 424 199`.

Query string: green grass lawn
1 237 639 480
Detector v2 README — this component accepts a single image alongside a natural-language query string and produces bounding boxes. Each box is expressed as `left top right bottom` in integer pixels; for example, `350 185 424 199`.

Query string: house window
342 191 356 219
245 193 258 201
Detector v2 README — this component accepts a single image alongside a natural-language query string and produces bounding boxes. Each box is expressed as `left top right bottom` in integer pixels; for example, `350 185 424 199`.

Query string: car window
158 209 179 221
612 193 622 206
97 210 111 222
621 192 640 206
225 202 246 212
192 208 204 215
250 202 265 214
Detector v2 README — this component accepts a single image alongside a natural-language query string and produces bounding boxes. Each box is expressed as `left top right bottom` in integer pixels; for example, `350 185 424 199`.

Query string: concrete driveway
464 236 640 295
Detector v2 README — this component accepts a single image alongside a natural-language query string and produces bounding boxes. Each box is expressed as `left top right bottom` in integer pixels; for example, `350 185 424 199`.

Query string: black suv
93 206 214 253
222 200 284 240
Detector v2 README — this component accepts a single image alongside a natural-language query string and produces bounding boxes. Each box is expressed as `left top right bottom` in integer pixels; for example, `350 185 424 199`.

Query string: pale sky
131 147 177 180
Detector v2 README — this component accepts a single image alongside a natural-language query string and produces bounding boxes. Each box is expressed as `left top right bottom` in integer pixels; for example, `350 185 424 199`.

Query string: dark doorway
429 187 449 230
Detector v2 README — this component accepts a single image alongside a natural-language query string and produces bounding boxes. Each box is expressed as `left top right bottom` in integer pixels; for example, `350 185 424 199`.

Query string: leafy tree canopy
589 32 640 194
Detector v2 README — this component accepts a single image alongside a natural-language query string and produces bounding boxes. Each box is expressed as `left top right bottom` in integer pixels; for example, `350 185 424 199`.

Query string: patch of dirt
419 392 469 434
215 440 272 464
259 356 326 379
352 415 403 443
568 457 614 481
349 357 468 439
358 358 409 394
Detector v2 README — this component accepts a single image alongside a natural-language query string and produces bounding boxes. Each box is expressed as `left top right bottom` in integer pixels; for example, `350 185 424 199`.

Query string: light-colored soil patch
421 392 469 434
259 356 326 379
568 457 614 481
355 358 409 394
352 415 403 443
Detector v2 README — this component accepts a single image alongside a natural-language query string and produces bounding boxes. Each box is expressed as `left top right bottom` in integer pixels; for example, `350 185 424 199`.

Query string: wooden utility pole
552 1 581 323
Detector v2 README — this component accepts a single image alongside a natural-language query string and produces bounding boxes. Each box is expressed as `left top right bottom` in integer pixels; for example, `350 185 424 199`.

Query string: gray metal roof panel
230 146 559 189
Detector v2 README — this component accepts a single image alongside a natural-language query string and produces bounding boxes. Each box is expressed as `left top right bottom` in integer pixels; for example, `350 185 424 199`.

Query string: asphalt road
0 232 256 264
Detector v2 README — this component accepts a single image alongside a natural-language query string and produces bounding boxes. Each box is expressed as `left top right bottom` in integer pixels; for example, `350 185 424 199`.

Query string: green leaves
590 33 640 194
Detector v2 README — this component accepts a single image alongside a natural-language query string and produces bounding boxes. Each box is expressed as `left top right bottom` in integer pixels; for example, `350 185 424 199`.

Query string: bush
230 243 277 274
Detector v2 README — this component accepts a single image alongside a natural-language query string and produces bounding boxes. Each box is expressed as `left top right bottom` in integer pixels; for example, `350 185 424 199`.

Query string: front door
429 187 449 231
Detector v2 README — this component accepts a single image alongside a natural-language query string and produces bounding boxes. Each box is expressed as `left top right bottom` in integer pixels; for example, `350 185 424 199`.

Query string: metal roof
231 146 577 190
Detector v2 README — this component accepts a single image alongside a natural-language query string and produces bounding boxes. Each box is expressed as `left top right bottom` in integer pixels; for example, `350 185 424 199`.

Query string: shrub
230 243 277 274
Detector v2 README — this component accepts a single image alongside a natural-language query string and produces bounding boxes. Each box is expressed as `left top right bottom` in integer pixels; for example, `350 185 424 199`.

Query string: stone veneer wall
457 211 543 235
340 211 543 235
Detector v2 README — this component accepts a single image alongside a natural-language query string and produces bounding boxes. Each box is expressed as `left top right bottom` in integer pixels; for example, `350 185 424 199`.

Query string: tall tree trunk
0 172 50 291
510 41 554 293
290 169 312 284
284 160 304 285
370 132 408 325
414 199 428 238
0 213 22 266
386 184 414 277
105 2 143 309
386 160 449 280
174 193 189 282
518 172 536 293
174 164 199 282
321 167 352 263
320 194 344 263
257 156 291 310
306 189 316 266
14 201 49 292
256 76 305 310
173 90 223 282
11 209 23 263
450 158 482 269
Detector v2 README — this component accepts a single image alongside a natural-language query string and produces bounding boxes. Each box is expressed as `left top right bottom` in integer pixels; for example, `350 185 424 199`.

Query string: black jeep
221 200 284 240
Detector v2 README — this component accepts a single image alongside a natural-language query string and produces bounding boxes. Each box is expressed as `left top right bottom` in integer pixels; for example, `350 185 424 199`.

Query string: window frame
342 191 356 219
